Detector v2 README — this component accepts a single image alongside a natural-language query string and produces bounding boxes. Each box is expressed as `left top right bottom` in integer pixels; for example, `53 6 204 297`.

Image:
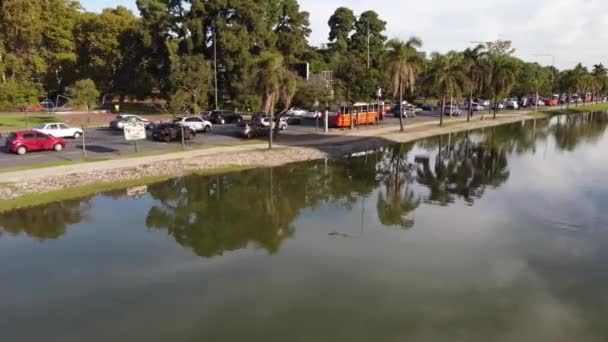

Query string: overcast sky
82 0 608 69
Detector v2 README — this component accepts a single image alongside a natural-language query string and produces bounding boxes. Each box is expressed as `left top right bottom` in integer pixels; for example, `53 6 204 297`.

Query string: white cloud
300 0 608 69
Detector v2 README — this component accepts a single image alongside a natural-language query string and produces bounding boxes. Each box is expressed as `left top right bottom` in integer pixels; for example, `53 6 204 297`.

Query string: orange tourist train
328 102 382 128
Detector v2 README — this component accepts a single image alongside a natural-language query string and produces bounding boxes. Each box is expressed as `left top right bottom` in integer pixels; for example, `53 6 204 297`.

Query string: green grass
540 103 608 115
0 114 62 131
0 164 253 212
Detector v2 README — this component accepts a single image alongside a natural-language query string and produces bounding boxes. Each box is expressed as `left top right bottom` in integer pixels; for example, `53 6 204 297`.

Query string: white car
110 114 151 130
173 116 212 133
302 110 322 119
491 102 505 110
470 103 485 111
444 105 461 116
505 100 519 109
286 108 307 117
33 123 83 139
254 117 288 130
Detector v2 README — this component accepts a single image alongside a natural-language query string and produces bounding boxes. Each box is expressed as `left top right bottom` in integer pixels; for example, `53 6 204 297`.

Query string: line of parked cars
3 121 85 155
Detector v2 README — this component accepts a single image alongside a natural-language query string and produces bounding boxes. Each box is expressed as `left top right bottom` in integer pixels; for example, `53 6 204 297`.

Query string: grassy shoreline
0 165 254 212
1 103 607 212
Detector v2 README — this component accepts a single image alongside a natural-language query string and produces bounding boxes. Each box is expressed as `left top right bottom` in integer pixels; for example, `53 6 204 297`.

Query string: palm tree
592 64 608 102
252 51 298 149
487 54 517 119
426 51 468 126
384 37 423 132
463 44 487 122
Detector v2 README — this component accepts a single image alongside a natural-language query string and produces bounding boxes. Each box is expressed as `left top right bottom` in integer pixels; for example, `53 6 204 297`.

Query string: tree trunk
268 109 274 149
399 84 404 132
493 96 498 119
535 89 539 112
440 93 446 126
467 85 473 122
82 130 87 158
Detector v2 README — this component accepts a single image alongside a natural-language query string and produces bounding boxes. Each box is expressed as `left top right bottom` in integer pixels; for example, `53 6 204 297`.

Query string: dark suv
208 110 243 124
152 123 194 142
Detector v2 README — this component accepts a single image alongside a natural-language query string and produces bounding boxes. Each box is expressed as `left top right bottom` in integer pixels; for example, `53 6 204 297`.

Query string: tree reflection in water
0 198 92 240
144 158 381 258
1 113 607 247
375 144 420 228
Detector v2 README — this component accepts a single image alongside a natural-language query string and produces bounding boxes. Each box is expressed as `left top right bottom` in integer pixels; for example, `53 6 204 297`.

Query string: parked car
151 122 195 142
545 98 559 106
443 105 461 116
302 110 322 119
286 108 308 117
33 123 83 139
392 105 416 118
283 115 303 125
208 110 243 124
173 116 212 133
421 103 434 111
5 130 66 155
505 99 519 109
238 122 267 139
469 103 485 111
109 114 150 130
253 116 288 130
474 99 491 107
491 102 505 110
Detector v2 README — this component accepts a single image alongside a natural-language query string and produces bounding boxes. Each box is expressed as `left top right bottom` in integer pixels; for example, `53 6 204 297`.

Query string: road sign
124 121 146 141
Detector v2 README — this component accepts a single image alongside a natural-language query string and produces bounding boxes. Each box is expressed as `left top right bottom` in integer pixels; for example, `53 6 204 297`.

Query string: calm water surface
1 113 608 341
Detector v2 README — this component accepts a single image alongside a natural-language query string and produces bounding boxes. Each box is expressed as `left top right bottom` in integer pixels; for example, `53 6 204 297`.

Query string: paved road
0 114 439 169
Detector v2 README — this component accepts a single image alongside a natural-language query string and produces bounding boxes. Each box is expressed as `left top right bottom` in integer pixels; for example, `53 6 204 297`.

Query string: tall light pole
367 19 370 69
213 25 219 110
533 53 555 90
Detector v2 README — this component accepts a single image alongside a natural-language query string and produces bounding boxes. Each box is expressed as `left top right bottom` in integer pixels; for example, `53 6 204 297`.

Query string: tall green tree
384 37 423 131
274 0 312 64
252 51 298 149
136 0 181 97
426 51 468 126
169 55 212 114
463 44 487 121
327 7 356 55
517 62 550 111
75 7 139 100
487 54 518 118
68 79 100 112
40 0 82 92
592 64 608 101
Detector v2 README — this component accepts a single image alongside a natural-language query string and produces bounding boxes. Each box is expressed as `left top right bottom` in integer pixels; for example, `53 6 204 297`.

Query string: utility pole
213 25 219 110
366 19 370 69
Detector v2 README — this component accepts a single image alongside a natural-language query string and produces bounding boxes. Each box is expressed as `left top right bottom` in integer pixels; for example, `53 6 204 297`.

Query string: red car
4 130 67 155
545 98 558 106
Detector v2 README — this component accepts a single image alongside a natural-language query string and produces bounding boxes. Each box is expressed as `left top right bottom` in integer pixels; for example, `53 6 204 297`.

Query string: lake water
1 113 608 341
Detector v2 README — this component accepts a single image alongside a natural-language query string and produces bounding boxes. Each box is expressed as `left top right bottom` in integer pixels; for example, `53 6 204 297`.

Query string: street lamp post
213 24 219 110
367 19 370 69
533 54 555 108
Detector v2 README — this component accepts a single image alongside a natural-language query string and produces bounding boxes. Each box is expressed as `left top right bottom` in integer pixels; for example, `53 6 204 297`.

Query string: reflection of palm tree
145 159 382 258
416 136 454 206
376 144 420 228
